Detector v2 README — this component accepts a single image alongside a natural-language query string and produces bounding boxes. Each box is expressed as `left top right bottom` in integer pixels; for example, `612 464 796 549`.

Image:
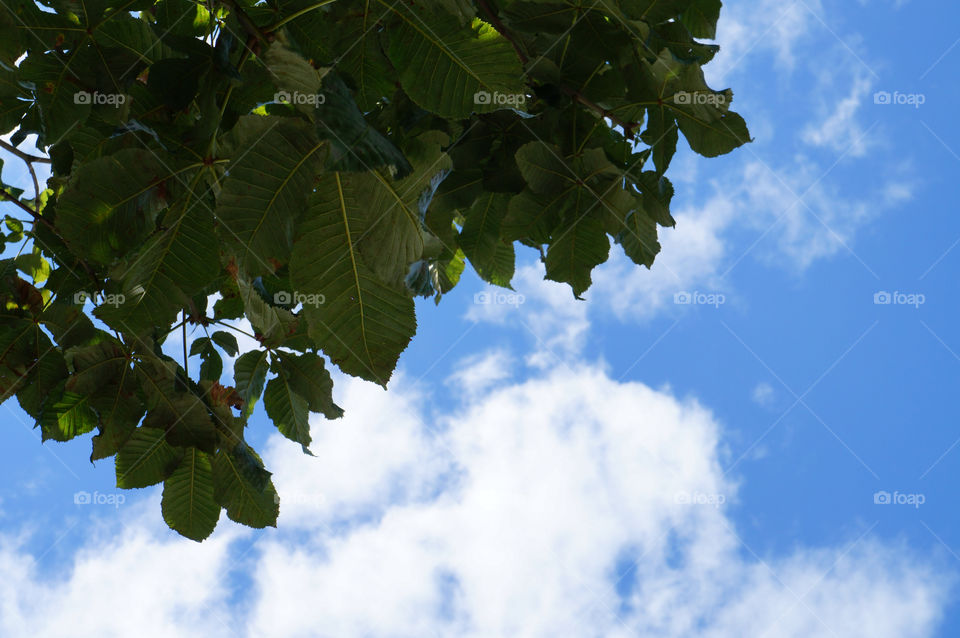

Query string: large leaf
544 215 610 298
213 444 279 528
263 375 311 450
263 350 342 450
291 173 417 385
115 426 183 489
357 131 453 285
55 150 184 265
162 448 220 542
216 116 327 275
385 6 526 117
458 192 515 287
96 204 218 334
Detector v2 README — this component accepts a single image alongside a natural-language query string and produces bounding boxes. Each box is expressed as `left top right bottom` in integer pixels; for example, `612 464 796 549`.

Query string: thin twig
221 0 271 44
0 139 51 164
182 312 189 376
0 189 56 231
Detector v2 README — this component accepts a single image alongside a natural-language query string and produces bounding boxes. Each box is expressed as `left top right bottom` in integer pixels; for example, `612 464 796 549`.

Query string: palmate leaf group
0 0 748 540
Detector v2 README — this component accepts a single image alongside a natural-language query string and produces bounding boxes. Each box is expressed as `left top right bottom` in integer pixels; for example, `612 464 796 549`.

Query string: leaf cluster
0 0 747 539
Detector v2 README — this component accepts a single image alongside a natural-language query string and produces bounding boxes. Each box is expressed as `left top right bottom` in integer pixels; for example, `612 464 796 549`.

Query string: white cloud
0 363 950 638
709 0 822 83
249 365 953 637
446 349 515 395
802 72 875 157
0 500 242 638
752 382 776 407
466 264 590 367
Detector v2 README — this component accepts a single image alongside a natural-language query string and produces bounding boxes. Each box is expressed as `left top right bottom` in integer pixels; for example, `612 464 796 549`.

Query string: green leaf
263 375 311 449
356 131 453 285
237 276 297 346
459 192 515 287
277 351 343 419
116 426 183 489
189 337 224 381
55 149 184 265
162 448 220 542
39 389 97 442
142 393 217 452
290 173 417 385
615 205 660 268
315 73 413 177
211 331 239 357
544 215 610 298
234 349 269 417
96 204 218 334
680 0 722 39
216 116 327 275
385 7 526 117
213 444 279 528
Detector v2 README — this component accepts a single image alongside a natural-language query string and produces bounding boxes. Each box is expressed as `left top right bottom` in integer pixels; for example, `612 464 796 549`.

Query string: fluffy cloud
0 360 951 637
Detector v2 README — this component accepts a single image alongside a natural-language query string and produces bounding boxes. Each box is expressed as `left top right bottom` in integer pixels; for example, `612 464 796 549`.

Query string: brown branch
221 0 272 47
475 0 528 63
0 189 55 231
0 139 51 164
559 86 641 138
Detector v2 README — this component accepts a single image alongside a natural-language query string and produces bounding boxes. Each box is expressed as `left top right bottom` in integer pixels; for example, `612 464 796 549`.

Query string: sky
1 0 959 636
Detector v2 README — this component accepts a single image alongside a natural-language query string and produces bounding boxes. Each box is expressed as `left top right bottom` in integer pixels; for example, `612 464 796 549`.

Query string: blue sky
1 0 959 636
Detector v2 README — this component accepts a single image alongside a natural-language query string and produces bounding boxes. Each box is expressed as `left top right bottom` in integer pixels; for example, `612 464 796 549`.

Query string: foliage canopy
0 0 748 540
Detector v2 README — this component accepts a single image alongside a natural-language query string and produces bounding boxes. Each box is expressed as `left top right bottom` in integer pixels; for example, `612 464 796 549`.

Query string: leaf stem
213 319 258 342
182 312 189 376
264 0 339 32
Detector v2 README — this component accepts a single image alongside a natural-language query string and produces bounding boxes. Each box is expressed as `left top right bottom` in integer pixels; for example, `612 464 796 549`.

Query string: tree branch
0 189 55 231
559 86 640 138
0 139 51 164
221 0 272 47
475 0 528 64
